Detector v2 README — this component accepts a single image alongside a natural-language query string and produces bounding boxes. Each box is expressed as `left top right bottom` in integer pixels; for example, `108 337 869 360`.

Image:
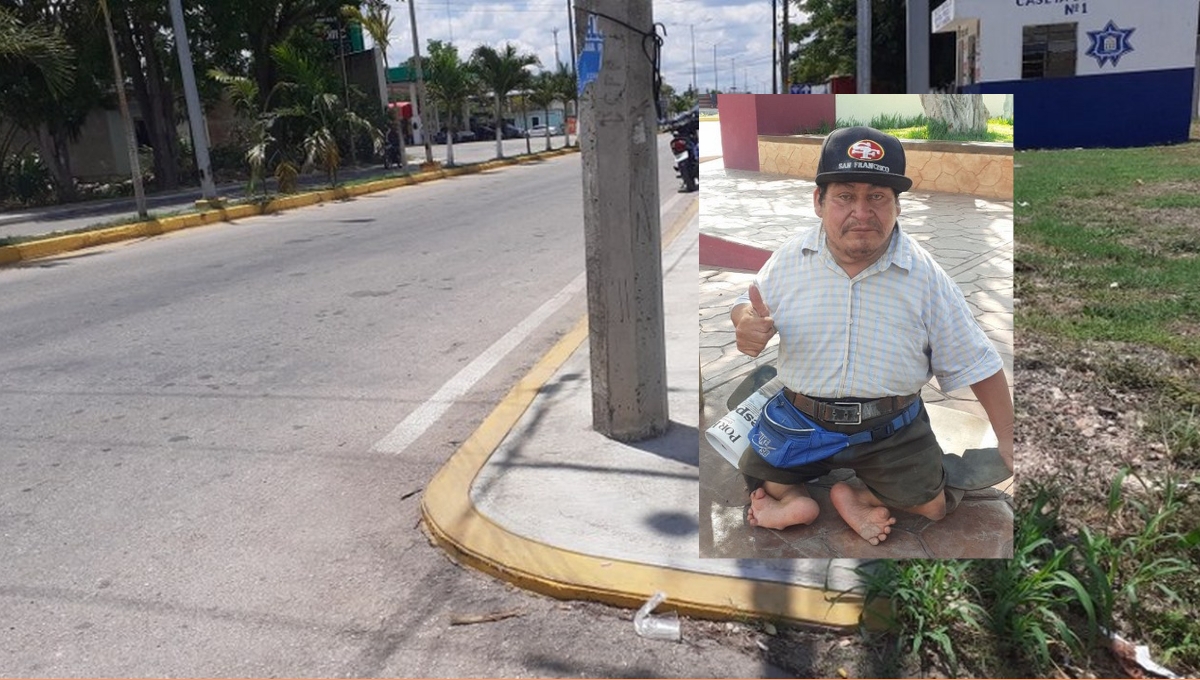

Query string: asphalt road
0 137 780 677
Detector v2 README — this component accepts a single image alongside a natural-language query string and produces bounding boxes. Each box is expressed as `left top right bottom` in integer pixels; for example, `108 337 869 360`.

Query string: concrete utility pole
168 0 216 202
906 0 930 93
772 0 778 93
567 0 578 132
553 27 561 67
567 0 578 77
782 0 790 92
691 24 697 93
406 0 435 164
576 0 668 441
99 0 147 219
857 0 871 93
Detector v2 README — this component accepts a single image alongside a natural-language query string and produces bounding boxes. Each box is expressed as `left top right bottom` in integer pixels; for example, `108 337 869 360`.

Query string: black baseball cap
815 126 913 193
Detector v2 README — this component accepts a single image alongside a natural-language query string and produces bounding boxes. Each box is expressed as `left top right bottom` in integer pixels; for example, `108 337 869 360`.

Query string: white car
525 124 558 137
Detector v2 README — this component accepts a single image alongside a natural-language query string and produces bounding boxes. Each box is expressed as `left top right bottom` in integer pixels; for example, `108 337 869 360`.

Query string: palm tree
552 62 576 147
0 6 80 200
209 67 295 195
344 0 403 167
270 42 381 186
469 43 537 159
424 40 475 166
527 72 557 152
0 7 74 98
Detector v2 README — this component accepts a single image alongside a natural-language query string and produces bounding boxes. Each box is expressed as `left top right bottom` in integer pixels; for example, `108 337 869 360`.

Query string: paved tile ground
699 159 1015 560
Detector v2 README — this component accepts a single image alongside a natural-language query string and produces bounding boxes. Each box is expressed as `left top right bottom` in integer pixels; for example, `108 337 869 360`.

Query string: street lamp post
712 43 718 92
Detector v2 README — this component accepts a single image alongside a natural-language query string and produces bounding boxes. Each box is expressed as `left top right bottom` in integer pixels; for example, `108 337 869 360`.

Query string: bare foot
746 486 819 529
830 482 896 545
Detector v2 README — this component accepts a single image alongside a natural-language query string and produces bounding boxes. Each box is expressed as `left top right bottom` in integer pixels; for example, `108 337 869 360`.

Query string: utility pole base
578 0 669 442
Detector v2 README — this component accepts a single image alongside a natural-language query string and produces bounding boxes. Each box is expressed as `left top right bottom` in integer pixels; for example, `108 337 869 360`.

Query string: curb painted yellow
419 195 868 628
0 147 579 266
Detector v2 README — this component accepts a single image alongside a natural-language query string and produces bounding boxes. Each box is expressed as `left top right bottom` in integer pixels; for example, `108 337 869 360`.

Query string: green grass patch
854 473 1200 677
885 118 1013 143
849 112 1015 143
1017 140 1200 359
1134 193 1200 209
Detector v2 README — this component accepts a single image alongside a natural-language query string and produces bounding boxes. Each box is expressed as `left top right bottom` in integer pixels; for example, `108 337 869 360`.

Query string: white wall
947 0 1200 82
836 94 1011 125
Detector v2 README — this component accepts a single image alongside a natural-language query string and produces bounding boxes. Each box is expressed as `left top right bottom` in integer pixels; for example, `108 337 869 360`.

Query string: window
1022 22 1078 79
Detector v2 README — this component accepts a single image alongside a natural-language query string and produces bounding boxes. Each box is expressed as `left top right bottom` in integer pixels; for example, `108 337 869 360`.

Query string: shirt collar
801 222 915 274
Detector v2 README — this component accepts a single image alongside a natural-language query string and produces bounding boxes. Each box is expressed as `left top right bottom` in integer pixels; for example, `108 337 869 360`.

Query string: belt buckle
831 402 862 426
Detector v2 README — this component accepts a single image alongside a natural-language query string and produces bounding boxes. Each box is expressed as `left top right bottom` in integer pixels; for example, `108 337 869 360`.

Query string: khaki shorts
738 400 945 509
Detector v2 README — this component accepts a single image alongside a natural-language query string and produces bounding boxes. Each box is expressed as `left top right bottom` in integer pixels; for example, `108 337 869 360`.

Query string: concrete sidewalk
420 194 877 629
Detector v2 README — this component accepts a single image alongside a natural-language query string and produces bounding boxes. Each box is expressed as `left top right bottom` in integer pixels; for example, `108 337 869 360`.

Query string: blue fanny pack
748 390 922 469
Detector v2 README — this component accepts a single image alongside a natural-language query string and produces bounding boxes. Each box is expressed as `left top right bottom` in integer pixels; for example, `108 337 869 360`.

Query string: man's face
813 182 901 267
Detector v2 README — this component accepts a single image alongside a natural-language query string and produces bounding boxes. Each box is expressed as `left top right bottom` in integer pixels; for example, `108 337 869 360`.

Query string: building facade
933 0 1199 148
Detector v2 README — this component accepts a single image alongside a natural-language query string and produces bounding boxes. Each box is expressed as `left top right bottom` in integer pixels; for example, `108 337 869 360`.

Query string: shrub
1 152 55 206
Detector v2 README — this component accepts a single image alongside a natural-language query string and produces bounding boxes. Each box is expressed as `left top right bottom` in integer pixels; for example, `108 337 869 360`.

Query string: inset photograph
699 93 1014 559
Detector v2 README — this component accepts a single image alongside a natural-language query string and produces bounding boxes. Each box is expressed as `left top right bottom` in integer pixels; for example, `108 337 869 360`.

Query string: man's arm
969 368 1014 474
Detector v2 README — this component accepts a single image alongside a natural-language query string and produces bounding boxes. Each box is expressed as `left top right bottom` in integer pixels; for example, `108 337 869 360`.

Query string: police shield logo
847 140 885 161
1086 20 1135 68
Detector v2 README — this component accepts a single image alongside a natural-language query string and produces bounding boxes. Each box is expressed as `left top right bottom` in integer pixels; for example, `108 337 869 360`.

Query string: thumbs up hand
735 285 777 357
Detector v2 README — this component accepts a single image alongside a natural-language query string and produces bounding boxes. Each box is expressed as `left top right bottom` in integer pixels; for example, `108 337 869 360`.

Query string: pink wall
716 95 760 171
755 94 835 135
717 94 837 171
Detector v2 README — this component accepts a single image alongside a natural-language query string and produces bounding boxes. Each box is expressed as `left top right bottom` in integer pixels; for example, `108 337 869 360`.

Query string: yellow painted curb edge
419 196 868 629
0 147 580 266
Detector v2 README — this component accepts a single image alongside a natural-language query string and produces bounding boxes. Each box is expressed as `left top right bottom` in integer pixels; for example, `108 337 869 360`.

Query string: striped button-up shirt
735 223 1002 399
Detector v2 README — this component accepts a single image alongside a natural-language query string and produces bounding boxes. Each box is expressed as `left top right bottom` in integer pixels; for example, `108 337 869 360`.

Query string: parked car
501 123 524 139
472 125 495 140
525 124 558 138
433 129 477 144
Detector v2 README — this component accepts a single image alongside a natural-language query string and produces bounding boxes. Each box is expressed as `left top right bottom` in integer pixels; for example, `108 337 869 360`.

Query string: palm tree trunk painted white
522 97 531 155
446 106 455 165
493 92 504 158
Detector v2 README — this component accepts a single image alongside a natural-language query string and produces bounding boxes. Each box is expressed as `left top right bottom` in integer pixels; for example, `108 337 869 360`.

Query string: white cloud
381 0 791 95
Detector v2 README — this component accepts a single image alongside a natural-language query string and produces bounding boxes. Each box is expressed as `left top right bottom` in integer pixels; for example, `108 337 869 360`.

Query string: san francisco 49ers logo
847 139 885 161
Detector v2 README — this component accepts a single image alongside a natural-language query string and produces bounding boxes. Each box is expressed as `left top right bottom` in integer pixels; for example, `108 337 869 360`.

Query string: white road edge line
372 192 689 455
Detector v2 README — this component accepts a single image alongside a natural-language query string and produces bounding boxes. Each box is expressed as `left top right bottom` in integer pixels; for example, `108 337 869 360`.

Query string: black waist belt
783 388 920 426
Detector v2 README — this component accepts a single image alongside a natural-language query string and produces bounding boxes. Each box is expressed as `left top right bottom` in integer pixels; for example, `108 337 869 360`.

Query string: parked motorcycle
666 108 699 193
383 129 402 169
383 141 402 169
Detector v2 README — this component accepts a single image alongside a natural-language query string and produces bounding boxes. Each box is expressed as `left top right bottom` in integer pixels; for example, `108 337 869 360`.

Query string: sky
381 0 792 96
